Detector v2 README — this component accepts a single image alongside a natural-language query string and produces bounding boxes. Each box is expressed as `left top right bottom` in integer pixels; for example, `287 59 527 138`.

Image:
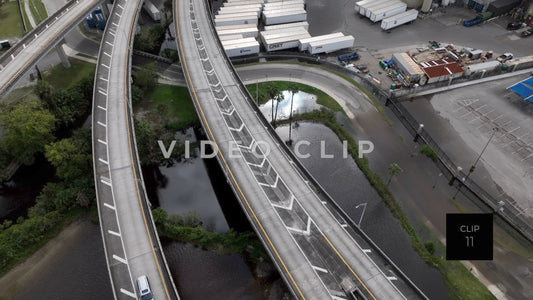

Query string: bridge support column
56 43 71 68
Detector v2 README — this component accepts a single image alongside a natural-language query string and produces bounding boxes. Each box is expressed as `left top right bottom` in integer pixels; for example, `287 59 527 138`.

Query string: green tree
45 138 91 180
34 80 53 103
266 83 282 125
287 84 299 143
46 88 86 127
133 63 158 95
0 96 55 165
387 163 403 186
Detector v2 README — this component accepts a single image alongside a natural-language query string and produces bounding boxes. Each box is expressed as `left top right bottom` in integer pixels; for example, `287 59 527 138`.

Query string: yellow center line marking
322 234 377 300
174 1 306 299
119 1 172 299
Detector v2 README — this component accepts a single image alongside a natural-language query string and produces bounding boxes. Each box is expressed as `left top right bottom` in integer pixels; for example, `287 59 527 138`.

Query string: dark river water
1 101 448 299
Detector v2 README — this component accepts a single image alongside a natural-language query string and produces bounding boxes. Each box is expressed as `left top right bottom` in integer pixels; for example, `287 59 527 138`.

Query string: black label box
446 213 493 260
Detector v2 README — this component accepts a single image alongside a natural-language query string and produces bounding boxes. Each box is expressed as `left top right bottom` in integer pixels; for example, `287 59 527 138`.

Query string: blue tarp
508 77 533 103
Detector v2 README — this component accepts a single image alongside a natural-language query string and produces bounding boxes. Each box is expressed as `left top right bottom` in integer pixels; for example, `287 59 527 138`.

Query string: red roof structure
420 58 464 79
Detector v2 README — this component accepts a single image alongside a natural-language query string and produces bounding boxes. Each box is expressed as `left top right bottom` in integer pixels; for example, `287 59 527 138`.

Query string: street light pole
355 203 367 227
453 128 498 200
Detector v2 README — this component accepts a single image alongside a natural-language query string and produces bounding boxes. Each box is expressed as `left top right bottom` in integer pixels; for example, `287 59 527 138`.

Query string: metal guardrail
232 52 533 244
200 6 428 299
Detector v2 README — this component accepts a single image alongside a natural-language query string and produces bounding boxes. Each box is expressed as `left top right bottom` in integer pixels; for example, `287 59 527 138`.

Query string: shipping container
359 0 389 16
298 32 345 52
143 0 161 21
222 37 258 47
218 27 259 38
355 0 372 13
224 0 265 7
216 23 258 31
218 7 262 16
308 35 355 54
365 0 400 18
381 9 418 30
369 2 407 22
262 10 307 25
216 10 261 18
224 41 260 57
263 4 304 12
264 21 309 31
265 0 304 3
215 15 258 26
263 0 304 6
263 32 311 51
219 34 245 41
261 27 309 44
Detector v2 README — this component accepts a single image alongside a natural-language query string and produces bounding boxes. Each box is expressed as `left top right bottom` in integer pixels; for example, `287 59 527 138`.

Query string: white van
137 275 154 300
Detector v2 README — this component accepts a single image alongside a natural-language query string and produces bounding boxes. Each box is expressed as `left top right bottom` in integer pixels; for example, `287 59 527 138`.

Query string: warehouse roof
420 58 464 78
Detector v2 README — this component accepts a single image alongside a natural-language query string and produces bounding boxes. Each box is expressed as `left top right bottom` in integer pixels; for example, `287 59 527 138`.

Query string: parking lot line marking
101 63 110 69
97 105 107 111
98 89 107 96
387 276 398 281
98 139 107 145
115 12 122 18
112 254 127 264
103 202 115 210
101 179 111 186
100 76 108 82
103 52 111 57
99 158 109 165
120 288 136 298
97 121 106 127
105 41 114 47
108 230 120 237
312 266 329 274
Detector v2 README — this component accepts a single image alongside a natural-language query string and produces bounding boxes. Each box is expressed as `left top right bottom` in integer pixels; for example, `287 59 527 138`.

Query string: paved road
0 0 99 95
174 0 411 299
92 1 178 299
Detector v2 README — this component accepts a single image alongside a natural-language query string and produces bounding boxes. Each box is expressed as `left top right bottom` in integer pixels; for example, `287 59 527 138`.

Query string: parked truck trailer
298 32 345 52
370 2 407 22
308 35 354 54
143 0 161 22
381 9 418 30
262 10 307 25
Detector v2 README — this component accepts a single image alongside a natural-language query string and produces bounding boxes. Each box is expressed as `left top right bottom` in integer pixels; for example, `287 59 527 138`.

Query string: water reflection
275 122 450 300
259 90 321 121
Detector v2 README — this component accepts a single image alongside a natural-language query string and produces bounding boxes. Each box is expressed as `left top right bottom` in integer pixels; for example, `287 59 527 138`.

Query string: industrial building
419 58 465 84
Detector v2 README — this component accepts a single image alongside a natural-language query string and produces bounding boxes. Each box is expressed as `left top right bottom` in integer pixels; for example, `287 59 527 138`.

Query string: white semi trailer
308 35 355 54
370 2 407 22
143 0 160 21
224 41 260 57
298 32 345 52
380 9 418 30
262 10 307 25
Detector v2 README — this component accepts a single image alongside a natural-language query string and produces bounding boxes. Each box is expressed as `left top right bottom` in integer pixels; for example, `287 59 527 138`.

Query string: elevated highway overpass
91 0 178 299
0 0 100 96
174 0 424 299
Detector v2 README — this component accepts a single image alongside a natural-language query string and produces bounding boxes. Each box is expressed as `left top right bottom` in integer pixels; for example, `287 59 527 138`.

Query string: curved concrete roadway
174 0 408 299
92 1 178 299
0 0 99 95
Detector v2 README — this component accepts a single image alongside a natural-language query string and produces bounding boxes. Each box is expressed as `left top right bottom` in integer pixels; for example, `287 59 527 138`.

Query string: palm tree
266 84 282 126
287 84 299 145
387 163 402 186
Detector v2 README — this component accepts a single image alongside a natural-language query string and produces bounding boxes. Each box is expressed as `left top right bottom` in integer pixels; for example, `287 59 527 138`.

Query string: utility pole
453 128 498 200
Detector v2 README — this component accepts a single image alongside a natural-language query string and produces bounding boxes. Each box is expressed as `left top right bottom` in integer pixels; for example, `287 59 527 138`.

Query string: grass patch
245 81 345 114
0 2 25 39
20 2 32 31
147 84 198 130
42 58 95 89
276 108 494 300
420 144 439 162
152 208 269 263
28 0 47 24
